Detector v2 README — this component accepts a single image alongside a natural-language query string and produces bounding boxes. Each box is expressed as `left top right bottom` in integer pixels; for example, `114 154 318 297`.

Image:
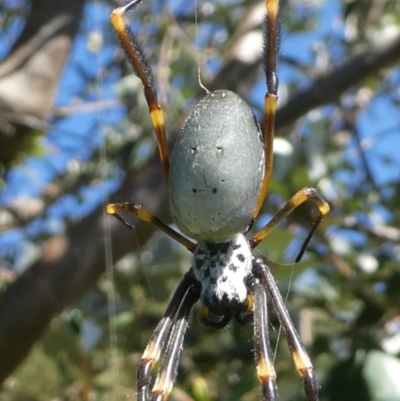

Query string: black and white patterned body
193 234 252 315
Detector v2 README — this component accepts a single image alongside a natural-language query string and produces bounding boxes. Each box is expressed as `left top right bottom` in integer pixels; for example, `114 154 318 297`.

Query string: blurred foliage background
1 0 400 400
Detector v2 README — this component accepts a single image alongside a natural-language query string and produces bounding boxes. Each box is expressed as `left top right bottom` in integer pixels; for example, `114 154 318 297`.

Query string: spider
106 0 330 400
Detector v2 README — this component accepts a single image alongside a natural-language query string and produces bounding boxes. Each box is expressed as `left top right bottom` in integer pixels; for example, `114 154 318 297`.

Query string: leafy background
1 0 400 400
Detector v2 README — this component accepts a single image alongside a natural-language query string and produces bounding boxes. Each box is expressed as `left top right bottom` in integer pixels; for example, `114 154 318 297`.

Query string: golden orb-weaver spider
107 0 330 400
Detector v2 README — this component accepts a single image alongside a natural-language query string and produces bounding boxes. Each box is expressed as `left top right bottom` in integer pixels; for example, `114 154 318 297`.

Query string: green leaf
363 350 400 401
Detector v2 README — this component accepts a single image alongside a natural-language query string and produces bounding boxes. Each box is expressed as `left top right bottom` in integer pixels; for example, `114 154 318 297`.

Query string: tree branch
0 0 86 168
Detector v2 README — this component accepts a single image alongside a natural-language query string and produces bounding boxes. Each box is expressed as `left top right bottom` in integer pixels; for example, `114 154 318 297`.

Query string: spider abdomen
169 90 265 243
193 234 252 315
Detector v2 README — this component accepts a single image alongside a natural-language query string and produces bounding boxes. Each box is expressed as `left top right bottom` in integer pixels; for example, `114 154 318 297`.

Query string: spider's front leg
252 280 279 401
253 258 320 401
136 271 199 401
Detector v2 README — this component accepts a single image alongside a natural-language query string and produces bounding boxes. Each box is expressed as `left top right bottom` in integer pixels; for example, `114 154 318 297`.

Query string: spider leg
106 202 196 252
253 0 279 220
150 285 200 401
234 293 255 326
252 281 278 401
253 258 320 401
249 187 329 262
111 0 169 179
137 271 197 401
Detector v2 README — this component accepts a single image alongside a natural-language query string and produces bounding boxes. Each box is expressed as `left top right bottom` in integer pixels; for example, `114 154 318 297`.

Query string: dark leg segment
252 281 278 401
106 202 196 252
137 271 196 401
253 0 280 220
250 187 329 261
111 0 170 179
151 286 200 401
253 258 320 401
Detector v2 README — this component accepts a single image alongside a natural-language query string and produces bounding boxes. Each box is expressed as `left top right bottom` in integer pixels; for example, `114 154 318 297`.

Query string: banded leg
106 202 196 252
250 187 330 262
252 282 278 400
137 271 196 401
253 0 280 220
253 258 320 401
151 286 200 401
111 0 170 179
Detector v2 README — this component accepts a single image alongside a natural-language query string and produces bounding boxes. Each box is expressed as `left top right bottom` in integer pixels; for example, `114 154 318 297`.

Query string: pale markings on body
193 233 253 315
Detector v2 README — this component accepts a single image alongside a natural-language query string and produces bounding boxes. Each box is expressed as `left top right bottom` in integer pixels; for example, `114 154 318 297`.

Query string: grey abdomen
169 90 265 242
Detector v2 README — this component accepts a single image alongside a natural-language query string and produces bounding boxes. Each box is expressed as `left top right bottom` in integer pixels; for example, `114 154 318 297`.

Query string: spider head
192 233 253 316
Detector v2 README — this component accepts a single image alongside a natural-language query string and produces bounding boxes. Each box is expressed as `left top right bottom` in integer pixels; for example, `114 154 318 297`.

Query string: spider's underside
106 0 330 400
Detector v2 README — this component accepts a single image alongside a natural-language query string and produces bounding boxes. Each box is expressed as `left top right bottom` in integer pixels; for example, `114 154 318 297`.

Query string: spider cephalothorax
193 234 253 316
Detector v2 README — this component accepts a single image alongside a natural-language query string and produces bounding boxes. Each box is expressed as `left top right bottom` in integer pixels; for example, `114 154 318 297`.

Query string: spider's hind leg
252 0 280 221
111 0 170 180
